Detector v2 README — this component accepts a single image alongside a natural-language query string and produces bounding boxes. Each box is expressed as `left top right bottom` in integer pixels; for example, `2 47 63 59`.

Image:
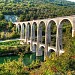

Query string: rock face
4 15 18 22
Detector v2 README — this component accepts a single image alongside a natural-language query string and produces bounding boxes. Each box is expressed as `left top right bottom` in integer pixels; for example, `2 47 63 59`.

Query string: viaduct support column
32 25 35 41
72 29 75 37
16 24 20 33
45 25 48 60
25 25 28 43
20 24 24 39
47 24 51 46
36 24 42 56
26 24 29 43
56 26 60 56
59 27 63 50
30 23 33 52
16 24 18 33
30 23 36 52
72 20 75 37
20 24 22 39
22 25 24 39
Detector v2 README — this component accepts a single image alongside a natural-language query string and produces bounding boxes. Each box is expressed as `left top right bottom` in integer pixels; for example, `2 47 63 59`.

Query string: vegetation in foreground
0 35 75 75
0 55 29 75
0 37 75 75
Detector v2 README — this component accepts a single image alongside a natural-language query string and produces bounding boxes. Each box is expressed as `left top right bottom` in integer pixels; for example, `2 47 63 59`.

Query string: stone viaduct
14 15 75 60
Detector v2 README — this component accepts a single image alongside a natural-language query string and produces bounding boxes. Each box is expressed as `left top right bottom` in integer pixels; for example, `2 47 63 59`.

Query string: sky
67 0 75 2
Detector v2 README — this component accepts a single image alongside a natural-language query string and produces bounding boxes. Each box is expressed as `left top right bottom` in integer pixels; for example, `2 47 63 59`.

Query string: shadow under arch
17 23 21 34
27 23 31 40
47 20 57 47
48 49 55 58
59 19 72 50
32 22 37 42
39 21 46 44
16 24 21 39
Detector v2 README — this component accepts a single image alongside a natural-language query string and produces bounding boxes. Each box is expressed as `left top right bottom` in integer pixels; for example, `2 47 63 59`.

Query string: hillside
0 0 75 6
0 0 75 21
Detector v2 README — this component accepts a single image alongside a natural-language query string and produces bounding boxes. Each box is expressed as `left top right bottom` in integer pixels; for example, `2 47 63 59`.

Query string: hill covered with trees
0 0 75 6
0 0 75 21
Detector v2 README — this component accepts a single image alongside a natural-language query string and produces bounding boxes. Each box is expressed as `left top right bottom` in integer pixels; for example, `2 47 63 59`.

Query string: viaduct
14 15 75 60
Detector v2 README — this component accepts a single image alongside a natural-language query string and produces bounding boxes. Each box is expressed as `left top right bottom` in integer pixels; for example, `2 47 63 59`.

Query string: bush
0 55 29 75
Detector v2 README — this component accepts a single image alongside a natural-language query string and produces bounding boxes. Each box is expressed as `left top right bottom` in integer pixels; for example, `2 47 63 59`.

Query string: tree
0 13 4 20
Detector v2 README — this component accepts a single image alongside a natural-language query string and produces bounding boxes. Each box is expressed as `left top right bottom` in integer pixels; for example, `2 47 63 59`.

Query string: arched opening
39 21 45 44
22 23 26 39
27 23 31 40
47 20 57 47
48 49 55 58
59 19 72 50
18 24 21 34
32 22 37 42
17 24 21 39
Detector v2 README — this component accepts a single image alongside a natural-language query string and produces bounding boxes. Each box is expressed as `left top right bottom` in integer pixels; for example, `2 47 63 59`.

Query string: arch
48 49 55 58
48 48 55 53
47 20 57 47
27 23 31 40
32 22 37 41
48 20 57 27
58 19 72 50
38 21 46 44
59 19 73 28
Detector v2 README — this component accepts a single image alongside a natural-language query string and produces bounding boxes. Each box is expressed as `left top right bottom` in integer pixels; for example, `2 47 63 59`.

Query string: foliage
0 13 4 20
0 55 29 75
28 60 41 70
0 40 30 56
0 0 75 19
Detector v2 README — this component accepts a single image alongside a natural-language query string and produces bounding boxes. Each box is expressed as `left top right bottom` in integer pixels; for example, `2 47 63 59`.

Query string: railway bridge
14 15 75 60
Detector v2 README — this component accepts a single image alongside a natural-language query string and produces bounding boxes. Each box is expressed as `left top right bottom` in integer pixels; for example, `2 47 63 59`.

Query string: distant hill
0 0 75 6
0 0 75 21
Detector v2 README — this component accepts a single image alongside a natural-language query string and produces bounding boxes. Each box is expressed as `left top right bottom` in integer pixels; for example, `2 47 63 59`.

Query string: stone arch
59 19 72 50
47 20 57 47
27 23 31 40
48 49 55 58
38 21 46 44
59 19 73 28
32 22 37 41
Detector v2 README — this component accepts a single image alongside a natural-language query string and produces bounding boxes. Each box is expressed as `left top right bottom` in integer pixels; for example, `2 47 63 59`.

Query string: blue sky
67 0 75 2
